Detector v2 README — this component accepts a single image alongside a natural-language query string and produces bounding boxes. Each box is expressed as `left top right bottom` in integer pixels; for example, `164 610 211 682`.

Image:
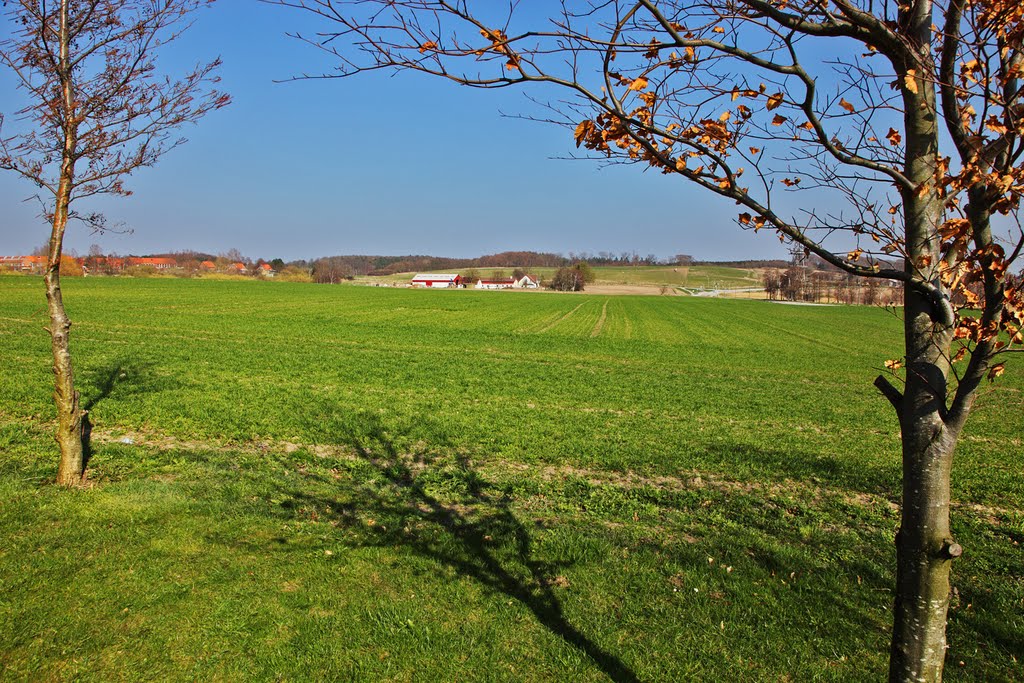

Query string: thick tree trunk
46 171 85 486
888 410 960 683
46 255 85 487
885 257 960 683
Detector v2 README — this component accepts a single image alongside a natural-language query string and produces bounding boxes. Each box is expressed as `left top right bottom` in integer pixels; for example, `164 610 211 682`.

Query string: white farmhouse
514 275 540 289
475 278 516 290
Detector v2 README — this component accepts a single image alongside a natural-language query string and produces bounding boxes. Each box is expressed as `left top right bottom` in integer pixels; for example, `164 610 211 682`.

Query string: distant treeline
311 251 709 282
690 259 790 269
312 251 571 281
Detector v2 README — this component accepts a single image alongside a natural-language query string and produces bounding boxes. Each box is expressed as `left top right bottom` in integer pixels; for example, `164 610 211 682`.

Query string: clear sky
0 1 792 263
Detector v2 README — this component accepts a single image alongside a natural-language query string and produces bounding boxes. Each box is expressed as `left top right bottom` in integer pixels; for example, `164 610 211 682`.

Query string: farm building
200 260 217 271
516 275 540 289
475 275 540 290
259 263 276 277
411 273 462 288
475 278 516 290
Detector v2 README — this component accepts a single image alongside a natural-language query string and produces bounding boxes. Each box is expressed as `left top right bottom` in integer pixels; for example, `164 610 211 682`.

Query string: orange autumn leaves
978 0 1024 42
574 80 789 168
419 27 521 70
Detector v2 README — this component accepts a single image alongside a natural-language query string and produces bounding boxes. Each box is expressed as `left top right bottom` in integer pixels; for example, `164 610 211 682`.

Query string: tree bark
46 242 85 487
889 404 960 683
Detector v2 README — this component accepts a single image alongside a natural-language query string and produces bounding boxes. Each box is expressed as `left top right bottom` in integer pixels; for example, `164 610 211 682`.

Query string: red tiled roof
126 257 176 267
0 255 45 268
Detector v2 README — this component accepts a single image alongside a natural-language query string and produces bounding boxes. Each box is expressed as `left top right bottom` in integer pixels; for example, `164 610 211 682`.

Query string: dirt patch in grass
9 409 1014 527
81 426 1023 523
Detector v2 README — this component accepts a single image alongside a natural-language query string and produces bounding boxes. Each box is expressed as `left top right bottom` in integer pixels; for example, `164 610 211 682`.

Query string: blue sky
0 1 790 262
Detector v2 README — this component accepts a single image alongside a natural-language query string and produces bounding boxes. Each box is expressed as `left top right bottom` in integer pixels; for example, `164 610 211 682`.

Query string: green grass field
0 276 1021 681
521 265 760 288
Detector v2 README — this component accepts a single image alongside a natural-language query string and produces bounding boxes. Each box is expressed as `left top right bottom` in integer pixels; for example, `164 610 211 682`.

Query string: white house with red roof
515 274 540 289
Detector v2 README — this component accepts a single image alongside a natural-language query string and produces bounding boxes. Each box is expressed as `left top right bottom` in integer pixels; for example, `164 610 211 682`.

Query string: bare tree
223 247 246 263
0 0 229 486
272 1 1024 680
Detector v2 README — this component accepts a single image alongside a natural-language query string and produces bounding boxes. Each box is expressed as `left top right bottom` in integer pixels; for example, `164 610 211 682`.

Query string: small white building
514 275 540 289
411 273 462 288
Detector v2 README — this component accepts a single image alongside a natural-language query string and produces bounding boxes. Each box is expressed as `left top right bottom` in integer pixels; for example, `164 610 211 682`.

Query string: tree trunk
888 410 960 683
885 4 963 673
46 174 85 487
50 0 84 487
46 254 85 487
886 236 960 683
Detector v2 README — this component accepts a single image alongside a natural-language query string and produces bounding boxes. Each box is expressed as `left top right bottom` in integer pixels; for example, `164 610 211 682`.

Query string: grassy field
0 276 1021 681
358 264 763 290
523 265 760 289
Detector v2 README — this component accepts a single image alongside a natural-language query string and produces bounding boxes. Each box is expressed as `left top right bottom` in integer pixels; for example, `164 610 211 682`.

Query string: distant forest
307 251 798 283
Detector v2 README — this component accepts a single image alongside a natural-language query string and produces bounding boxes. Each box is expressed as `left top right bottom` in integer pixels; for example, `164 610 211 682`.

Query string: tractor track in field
590 300 609 338
538 302 585 334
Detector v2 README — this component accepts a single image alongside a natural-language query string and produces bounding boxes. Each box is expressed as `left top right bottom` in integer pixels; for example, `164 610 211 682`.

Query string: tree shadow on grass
281 410 641 683
79 357 165 470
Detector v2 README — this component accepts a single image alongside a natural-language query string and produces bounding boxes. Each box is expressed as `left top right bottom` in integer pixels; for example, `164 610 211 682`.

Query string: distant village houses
130 257 176 269
0 255 45 273
0 253 284 278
